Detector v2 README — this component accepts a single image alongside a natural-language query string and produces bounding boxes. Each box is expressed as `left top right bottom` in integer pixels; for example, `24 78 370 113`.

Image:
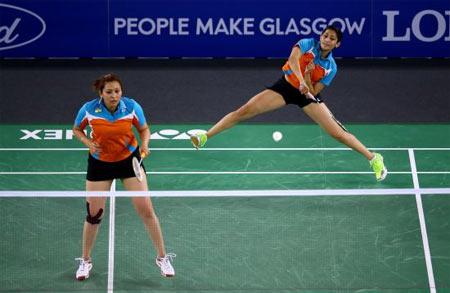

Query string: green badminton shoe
190 132 207 149
370 153 388 181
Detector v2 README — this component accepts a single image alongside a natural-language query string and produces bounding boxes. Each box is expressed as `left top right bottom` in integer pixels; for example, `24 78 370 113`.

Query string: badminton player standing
191 25 387 181
72 74 175 280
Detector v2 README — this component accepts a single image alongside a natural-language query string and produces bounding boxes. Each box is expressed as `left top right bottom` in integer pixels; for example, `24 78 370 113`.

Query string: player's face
101 81 122 111
320 29 340 52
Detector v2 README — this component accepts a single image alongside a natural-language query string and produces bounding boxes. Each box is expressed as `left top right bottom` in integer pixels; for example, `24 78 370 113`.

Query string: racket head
132 157 143 182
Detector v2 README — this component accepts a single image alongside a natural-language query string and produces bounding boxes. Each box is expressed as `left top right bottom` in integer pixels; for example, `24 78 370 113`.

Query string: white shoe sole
377 167 388 181
189 135 200 150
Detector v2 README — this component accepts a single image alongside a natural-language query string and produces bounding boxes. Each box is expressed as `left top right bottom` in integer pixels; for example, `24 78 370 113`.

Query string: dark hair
93 73 123 93
322 25 343 43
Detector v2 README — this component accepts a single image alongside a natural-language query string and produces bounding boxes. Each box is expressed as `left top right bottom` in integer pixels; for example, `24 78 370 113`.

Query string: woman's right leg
206 89 286 138
82 180 112 260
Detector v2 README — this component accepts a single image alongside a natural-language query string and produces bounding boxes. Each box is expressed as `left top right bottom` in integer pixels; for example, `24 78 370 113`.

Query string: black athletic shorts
86 148 146 181
267 76 323 108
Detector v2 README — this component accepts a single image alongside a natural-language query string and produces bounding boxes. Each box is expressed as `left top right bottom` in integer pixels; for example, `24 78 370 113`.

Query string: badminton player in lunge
72 73 175 280
191 25 387 181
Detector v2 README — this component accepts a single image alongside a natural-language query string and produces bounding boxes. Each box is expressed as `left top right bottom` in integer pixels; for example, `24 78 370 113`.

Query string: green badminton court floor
0 124 449 293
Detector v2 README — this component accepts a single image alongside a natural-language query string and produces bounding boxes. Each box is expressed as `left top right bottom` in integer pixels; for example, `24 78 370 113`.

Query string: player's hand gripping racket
299 82 319 103
306 92 319 103
132 152 146 182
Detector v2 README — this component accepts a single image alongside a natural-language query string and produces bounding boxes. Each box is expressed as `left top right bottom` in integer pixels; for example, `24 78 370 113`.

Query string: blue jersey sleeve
297 38 315 54
320 62 337 86
74 104 87 127
133 100 147 127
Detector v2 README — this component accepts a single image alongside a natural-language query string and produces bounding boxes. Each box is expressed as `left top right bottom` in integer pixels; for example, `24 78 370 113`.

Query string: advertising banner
0 0 448 58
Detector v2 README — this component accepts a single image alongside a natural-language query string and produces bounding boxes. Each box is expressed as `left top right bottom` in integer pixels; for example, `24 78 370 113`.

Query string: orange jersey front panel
89 117 138 162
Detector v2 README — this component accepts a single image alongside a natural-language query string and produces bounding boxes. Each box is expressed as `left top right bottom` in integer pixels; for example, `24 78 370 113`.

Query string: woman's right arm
287 46 309 95
73 125 100 153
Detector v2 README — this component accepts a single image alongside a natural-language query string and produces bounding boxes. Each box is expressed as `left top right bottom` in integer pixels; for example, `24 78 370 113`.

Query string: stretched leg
303 102 373 159
82 180 111 260
207 89 286 138
122 176 166 257
303 102 387 181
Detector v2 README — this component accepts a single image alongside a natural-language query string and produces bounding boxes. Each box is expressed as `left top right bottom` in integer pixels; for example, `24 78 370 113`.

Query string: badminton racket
132 152 146 182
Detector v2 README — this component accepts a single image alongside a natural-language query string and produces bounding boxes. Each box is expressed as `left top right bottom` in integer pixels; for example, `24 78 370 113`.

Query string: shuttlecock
272 131 283 142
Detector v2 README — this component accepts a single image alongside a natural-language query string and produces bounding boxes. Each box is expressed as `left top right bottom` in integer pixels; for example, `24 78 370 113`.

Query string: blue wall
0 0 449 58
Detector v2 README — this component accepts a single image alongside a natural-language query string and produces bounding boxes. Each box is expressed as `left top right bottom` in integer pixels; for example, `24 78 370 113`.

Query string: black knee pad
86 202 104 225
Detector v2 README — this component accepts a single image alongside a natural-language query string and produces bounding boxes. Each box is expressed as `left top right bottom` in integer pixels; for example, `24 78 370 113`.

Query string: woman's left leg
122 175 166 257
303 102 373 160
303 102 387 181
123 174 175 277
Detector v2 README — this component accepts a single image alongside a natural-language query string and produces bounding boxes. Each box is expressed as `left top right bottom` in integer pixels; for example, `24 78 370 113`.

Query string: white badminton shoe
75 258 93 281
155 253 176 277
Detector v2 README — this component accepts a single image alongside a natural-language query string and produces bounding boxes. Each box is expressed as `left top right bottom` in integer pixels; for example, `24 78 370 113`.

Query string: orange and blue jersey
282 38 337 89
74 97 147 162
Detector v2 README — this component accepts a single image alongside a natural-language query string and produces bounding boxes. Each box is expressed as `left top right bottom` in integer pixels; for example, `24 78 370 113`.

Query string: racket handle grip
140 152 146 159
306 92 318 102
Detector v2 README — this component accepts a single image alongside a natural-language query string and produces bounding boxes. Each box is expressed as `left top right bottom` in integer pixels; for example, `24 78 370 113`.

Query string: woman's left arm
304 74 325 96
303 62 326 96
137 123 151 157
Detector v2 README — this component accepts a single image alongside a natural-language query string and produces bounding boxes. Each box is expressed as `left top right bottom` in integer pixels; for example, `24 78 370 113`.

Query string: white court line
1 171 449 175
0 188 449 198
409 149 436 293
1 147 450 151
107 180 116 293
